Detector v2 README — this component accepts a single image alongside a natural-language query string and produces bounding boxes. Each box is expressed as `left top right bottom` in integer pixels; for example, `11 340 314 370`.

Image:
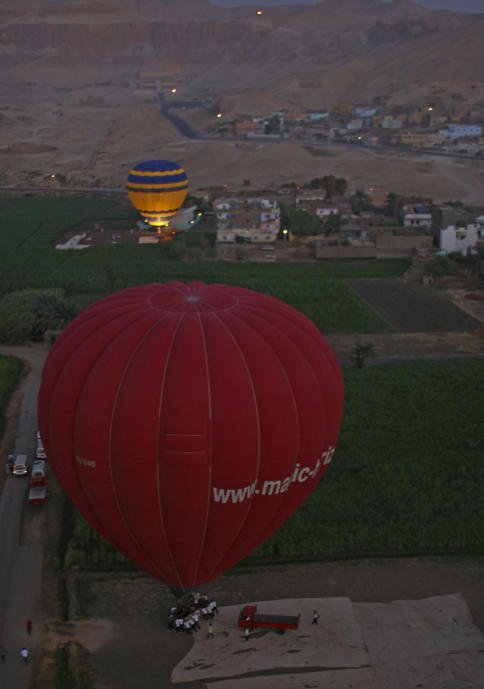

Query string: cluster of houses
211 188 484 261
217 100 484 157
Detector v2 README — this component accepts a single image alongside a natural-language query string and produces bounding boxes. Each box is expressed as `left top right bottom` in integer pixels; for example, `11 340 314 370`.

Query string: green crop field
0 194 408 334
58 358 484 575
245 358 484 566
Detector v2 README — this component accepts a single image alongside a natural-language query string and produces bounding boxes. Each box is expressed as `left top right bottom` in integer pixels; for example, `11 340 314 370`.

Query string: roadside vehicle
12 454 29 476
28 459 46 503
238 605 300 631
30 460 46 486
36 431 46 459
28 486 46 504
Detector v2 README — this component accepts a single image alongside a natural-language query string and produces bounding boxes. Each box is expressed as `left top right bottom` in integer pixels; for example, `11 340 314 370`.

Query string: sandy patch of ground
1 82 484 203
42 619 116 654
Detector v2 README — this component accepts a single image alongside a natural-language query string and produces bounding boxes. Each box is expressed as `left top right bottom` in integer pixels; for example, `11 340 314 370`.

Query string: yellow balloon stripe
127 189 188 215
128 168 186 177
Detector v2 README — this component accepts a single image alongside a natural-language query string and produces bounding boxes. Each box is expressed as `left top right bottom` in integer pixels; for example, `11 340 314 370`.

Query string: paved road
0 349 45 688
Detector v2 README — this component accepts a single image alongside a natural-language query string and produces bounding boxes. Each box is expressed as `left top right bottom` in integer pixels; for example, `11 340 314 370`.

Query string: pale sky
213 0 484 13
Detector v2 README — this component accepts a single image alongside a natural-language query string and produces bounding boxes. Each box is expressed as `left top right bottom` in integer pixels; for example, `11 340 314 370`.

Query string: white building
316 207 339 218
440 224 481 255
404 212 432 229
438 124 483 139
215 196 281 244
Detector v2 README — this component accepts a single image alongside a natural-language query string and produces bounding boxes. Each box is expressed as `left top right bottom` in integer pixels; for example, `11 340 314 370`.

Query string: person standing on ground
312 610 320 625
207 622 214 639
20 647 29 664
244 627 250 641
26 619 32 636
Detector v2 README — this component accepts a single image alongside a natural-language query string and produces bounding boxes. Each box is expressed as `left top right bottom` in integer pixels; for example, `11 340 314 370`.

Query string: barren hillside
1 0 483 98
0 0 483 198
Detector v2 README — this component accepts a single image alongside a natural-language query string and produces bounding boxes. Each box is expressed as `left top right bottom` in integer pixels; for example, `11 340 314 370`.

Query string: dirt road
0 344 47 689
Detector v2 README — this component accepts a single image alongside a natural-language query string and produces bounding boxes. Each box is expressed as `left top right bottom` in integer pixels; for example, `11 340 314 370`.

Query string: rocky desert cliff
1 0 483 104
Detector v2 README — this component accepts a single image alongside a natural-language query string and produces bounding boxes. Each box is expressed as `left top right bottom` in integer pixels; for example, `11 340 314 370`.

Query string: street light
217 113 223 119
171 88 177 94
282 228 288 241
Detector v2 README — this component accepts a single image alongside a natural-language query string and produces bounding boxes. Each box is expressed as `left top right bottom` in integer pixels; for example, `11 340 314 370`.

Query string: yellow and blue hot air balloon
126 159 188 228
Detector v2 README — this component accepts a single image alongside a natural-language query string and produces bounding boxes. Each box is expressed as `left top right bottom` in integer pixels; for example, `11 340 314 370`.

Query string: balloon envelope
38 282 344 587
126 159 188 226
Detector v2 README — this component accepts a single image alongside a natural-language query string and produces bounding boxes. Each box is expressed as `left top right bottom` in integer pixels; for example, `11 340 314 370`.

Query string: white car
12 454 29 476
36 431 46 459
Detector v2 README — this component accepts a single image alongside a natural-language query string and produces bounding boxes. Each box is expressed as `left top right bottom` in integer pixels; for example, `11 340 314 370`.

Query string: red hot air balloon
38 282 344 588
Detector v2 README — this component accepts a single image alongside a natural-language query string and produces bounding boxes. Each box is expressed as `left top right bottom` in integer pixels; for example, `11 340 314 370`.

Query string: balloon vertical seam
212 306 302 573
202 308 262 579
107 311 175 582
155 310 186 588
190 310 213 587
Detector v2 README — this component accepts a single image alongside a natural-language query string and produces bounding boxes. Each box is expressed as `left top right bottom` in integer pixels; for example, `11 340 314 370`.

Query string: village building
215 196 280 244
400 132 446 149
380 116 403 130
438 124 482 139
314 229 432 260
440 224 483 255
404 212 432 230
235 120 264 136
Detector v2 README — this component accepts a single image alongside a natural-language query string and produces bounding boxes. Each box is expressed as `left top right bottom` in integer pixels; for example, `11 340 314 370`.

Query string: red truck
238 605 300 630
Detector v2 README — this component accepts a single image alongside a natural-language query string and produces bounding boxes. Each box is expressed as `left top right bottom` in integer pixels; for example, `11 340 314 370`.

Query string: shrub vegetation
0 355 25 443
0 289 78 344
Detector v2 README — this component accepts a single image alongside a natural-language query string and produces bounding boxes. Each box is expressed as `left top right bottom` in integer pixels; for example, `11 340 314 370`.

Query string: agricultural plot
59 358 484 574
244 358 484 566
348 278 482 333
0 196 118 253
0 195 413 335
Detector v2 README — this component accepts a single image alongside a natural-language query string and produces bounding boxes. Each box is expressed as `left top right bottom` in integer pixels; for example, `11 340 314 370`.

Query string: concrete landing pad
171 594 484 687
172 597 369 683
354 593 484 662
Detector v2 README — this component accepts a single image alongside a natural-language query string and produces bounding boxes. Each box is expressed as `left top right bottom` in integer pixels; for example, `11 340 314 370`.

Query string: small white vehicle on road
12 454 29 476
36 430 46 459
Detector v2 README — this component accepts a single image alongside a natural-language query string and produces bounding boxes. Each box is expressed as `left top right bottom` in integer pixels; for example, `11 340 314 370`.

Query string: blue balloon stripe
131 160 182 173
